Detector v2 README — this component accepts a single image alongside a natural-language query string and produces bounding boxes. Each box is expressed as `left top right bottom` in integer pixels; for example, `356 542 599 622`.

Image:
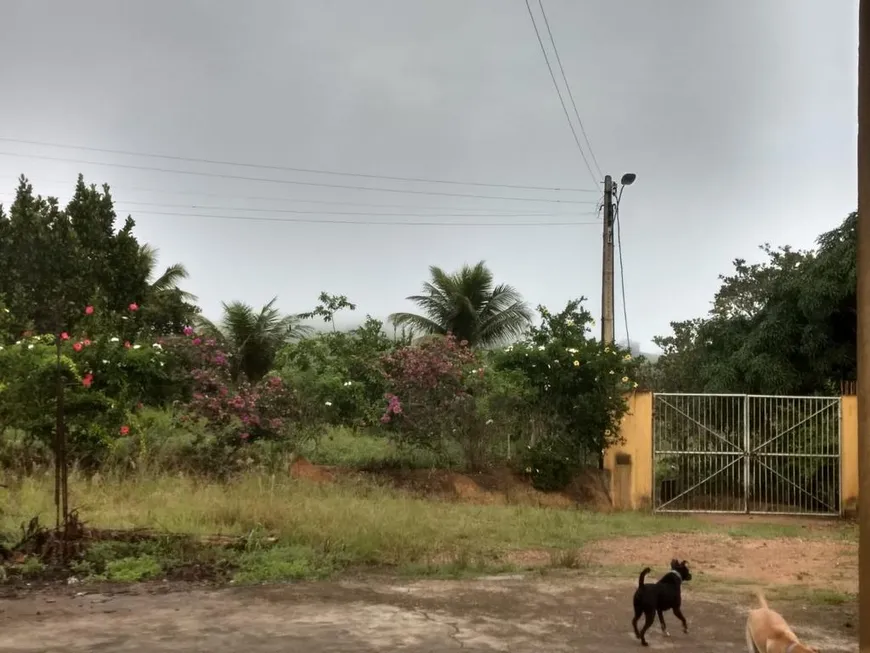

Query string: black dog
631 559 692 646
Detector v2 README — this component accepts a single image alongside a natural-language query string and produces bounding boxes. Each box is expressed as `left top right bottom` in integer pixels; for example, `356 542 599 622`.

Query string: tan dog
745 590 819 653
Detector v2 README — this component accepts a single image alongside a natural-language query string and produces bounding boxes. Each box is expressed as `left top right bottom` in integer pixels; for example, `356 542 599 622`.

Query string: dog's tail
754 589 768 610
638 567 651 588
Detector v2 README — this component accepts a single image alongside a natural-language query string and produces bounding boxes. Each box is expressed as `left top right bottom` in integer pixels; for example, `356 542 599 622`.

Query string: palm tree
389 261 532 348
138 244 197 302
197 297 310 382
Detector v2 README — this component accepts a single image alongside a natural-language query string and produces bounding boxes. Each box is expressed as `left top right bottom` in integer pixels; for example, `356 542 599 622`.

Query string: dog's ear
670 558 679 568
681 560 688 567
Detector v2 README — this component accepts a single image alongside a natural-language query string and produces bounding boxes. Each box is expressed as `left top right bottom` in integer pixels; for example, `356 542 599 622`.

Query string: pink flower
72 342 83 352
192 338 202 345
128 302 139 312
82 373 93 388
183 326 194 336
60 332 69 340
119 425 130 436
84 305 94 315
124 341 132 349
83 339 91 346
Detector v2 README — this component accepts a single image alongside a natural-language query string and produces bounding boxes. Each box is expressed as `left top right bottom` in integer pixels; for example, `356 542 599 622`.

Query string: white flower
133 344 142 350
159 361 164 367
567 347 578 354
102 359 109 364
325 401 333 407
2 308 8 313
0 346 4 350
537 345 545 351
565 319 574 326
633 382 639 388
14 340 21 345
343 381 352 387
609 370 615 375
152 343 163 350
573 360 580 367
485 418 494 425
27 344 34 350
110 337 120 343
505 345 513 352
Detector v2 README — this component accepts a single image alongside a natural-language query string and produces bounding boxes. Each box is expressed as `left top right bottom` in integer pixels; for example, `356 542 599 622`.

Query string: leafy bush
491 299 639 490
276 316 398 428
379 334 502 468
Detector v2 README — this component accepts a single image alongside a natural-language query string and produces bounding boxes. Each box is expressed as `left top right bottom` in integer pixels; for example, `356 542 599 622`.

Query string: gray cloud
0 0 858 350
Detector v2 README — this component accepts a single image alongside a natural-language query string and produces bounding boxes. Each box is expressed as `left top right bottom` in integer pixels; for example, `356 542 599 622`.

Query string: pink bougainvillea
377 334 483 447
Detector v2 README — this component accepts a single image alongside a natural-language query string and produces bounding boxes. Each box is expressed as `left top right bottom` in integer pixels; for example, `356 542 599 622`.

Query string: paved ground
0 574 859 652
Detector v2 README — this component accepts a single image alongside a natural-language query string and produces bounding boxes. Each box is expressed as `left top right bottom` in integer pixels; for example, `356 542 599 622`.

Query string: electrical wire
0 177 580 214
536 0 603 180
109 200 596 219
614 200 631 354
0 136 597 193
115 208 604 227
0 150 596 205
523 0 599 188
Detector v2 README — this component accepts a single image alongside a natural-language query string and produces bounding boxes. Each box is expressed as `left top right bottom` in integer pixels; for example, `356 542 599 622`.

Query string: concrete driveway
0 574 858 652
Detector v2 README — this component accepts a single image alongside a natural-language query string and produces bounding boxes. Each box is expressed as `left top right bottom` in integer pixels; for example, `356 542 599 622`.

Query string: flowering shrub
170 328 299 446
276 317 397 428
378 334 502 467
0 333 123 467
490 299 640 490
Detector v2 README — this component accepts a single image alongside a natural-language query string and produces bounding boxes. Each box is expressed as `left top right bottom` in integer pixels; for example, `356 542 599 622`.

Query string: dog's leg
672 606 688 634
632 606 643 639
745 624 757 653
638 611 655 647
657 609 670 636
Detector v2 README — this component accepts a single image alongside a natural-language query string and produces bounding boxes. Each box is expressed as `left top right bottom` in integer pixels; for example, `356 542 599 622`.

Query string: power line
536 0 603 180
523 0 599 188
120 208 604 227
0 150 597 205
0 136 598 193
109 199 593 218
615 207 631 354
0 177 578 214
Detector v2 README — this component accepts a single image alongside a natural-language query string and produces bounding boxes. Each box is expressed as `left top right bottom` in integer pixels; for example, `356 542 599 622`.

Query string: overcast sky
0 0 858 351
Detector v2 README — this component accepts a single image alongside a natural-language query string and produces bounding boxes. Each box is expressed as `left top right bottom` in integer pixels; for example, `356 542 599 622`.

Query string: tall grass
1 470 720 567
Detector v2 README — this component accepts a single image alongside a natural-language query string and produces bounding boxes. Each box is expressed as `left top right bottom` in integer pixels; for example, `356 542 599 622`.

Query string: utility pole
601 174 615 346
857 1 869 649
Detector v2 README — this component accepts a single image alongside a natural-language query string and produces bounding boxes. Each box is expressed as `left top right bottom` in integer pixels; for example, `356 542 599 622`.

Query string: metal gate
652 393 841 515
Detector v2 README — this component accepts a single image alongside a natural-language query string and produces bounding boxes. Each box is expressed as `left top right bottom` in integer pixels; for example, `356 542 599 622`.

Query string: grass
0 468 856 587
297 426 466 469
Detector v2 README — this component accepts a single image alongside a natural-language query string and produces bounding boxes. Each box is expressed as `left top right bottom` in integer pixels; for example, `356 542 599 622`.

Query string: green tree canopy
648 212 857 395
389 261 532 348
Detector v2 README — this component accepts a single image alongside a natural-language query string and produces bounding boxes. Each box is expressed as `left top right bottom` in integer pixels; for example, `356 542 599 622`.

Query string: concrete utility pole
858 1 869 649
601 174 615 346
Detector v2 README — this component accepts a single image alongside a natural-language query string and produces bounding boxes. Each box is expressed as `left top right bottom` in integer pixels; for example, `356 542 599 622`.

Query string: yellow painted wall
841 395 858 515
603 391 653 510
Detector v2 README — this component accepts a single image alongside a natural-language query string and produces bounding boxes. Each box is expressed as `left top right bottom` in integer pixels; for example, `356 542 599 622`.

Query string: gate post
743 395 750 514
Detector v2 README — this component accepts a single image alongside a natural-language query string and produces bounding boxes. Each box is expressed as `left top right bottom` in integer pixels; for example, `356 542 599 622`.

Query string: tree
389 261 532 348
135 244 200 335
0 175 156 339
649 212 857 395
197 297 309 383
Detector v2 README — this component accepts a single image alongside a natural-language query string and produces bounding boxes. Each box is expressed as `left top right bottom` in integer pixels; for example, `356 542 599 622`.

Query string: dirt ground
0 574 857 652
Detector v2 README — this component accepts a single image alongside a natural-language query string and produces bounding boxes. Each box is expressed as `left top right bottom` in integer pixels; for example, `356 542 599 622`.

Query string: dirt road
0 574 858 652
